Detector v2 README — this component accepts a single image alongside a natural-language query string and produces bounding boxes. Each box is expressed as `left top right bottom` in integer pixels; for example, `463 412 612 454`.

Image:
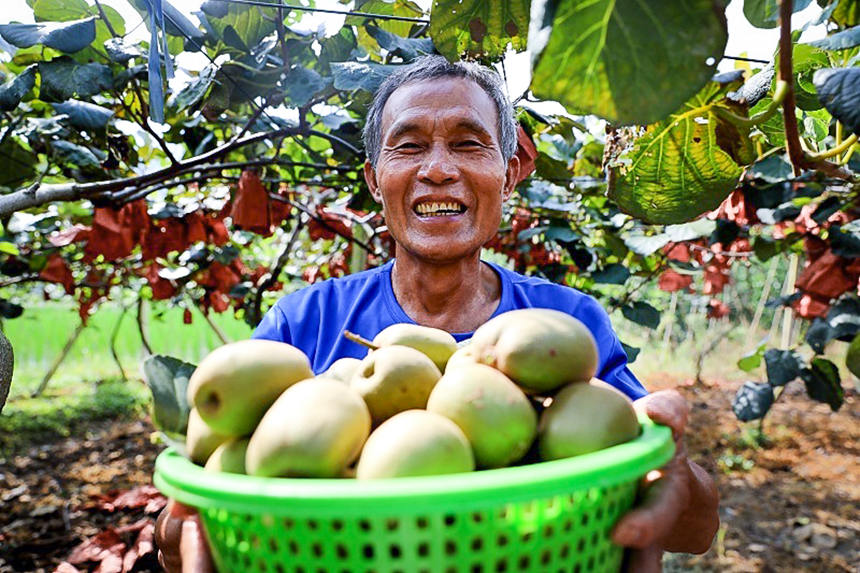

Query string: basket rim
154 415 674 515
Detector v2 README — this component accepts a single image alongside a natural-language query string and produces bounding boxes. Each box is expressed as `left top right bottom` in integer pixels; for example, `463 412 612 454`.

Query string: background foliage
0 0 858 428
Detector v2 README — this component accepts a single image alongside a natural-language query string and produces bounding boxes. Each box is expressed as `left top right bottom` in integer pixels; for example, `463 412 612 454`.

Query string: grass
5 302 252 396
0 378 150 455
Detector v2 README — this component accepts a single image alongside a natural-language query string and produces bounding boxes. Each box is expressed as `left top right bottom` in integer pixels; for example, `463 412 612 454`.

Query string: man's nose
417 145 459 184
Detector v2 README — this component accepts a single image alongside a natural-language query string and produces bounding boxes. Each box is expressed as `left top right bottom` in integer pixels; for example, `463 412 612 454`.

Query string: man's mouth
414 201 467 217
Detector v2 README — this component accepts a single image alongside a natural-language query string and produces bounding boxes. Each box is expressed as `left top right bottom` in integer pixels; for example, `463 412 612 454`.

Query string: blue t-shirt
252 260 647 400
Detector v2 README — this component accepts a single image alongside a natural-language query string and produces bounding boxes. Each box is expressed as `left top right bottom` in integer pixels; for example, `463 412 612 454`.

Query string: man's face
364 77 519 263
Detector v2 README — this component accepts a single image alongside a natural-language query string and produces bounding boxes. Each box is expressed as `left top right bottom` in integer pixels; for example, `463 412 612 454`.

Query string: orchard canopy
0 0 858 422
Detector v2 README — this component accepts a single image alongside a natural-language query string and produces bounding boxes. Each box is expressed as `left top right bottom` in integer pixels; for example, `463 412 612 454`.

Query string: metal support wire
202 0 429 23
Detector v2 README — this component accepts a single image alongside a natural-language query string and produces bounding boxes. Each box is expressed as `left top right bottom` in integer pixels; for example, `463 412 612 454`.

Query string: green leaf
800 358 844 412
727 64 774 106
623 232 670 256
320 26 358 69
732 381 773 422
0 242 17 257
349 0 425 45
130 0 204 40
831 0 859 27
813 68 860 136
591 263 630 285
748 154 793 183
52 100 113 130
787 43 829 111
0 65 36 112
665 219 717 242
31 0 89 21
809 25 860 51
0 299 23 319
736 341 766 372
622 301 661 329
51 140 104 168
0 138 38 189
847 332 860 379
171 64 217 111
331 61 399 92
142 354 196 435
283 66 331 107
743 0 811 29
621 341 640 363
530 0 728 125
429 0 529 61
199 0 274 50
0 17 95 54
38 57 112 102
105 37 141 63
763 348 802 386
606 81 745 224
366 24 434 61
830 221 860 258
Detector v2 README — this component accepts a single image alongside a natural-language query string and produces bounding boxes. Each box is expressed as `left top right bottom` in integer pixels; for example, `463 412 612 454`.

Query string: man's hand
155 499 215 573
613 390 720 572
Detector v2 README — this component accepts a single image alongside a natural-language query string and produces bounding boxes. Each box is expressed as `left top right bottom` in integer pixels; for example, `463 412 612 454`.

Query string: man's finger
180 513 215 573
612 448 691 549
635 389 689 441
623 543 663 573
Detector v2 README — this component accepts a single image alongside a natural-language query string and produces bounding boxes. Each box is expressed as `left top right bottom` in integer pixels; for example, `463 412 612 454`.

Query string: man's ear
363 161 383 203
502 154 520 201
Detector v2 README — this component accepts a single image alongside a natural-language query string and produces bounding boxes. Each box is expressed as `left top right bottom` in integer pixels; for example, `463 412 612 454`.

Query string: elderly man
156 55 719 572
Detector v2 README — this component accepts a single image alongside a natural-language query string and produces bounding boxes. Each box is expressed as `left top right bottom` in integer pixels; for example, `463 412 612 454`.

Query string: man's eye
397 142 422 150
456 140 482 148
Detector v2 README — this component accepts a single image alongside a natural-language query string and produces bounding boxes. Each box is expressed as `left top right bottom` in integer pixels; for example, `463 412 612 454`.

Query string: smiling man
156 55 719 572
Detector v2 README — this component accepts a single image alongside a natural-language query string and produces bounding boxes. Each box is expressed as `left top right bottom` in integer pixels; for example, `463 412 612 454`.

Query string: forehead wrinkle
383 108 496 145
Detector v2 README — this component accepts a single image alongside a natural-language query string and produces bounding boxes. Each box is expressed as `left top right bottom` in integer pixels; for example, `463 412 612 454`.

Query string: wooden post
750 258 779 337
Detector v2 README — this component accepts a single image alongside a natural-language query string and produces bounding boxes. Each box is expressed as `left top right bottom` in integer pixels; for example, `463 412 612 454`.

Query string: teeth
415 201 464 215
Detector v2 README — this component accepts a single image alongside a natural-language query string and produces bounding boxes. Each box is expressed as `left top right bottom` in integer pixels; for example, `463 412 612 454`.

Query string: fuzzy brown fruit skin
186 339 313 437
185 408 230 465
372 323 458 372
427 363 536 468
350 345 441 426
204 438 249 474
538 381 640 460
356 410 474 479
245 378 370 478
469 308 598 394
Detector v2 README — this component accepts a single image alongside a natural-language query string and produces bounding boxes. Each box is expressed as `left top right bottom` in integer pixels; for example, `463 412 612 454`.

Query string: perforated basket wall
154 419 673 573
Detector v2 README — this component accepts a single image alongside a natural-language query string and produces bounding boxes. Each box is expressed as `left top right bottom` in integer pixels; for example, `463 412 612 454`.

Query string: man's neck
391 249 501 333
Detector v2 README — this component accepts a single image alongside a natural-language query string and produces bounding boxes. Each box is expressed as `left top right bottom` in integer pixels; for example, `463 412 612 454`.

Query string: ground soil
0 379 856 572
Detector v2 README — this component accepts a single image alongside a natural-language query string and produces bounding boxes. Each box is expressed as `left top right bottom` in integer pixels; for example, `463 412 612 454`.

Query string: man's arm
612 390 720 568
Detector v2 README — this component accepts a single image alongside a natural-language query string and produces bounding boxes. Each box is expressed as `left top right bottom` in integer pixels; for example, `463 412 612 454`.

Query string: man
156 55 719 572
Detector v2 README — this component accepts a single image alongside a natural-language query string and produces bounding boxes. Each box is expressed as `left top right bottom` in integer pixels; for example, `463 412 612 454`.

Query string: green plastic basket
154 416 673 573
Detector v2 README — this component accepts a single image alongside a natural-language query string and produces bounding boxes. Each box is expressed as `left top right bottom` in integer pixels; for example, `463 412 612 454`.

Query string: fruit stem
343 330 378 350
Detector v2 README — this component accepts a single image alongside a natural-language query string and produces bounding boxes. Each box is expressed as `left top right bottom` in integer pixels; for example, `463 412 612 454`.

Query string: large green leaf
200 1 276 51
142 354 196 436
800 358 844 412
38 57 112 101
530 0 728 125
809 25 860 50
743 0 812 29
283 66 331 107
349 0 425 53
51 100 114 130
0 17 95 54
0 65 36 112
51 140 105 168
429 0 529 61
331 61 399 92
0 138 38 189
31 0 89 22
814 67 860 135
606 80 748 224
366 24 435 61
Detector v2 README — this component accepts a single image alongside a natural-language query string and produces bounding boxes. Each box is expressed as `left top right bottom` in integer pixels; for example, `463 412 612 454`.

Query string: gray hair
363 55 518 167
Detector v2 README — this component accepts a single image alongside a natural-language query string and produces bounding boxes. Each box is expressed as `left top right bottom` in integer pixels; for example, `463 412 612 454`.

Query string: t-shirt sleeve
573 295 648 401
251 303 292 344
